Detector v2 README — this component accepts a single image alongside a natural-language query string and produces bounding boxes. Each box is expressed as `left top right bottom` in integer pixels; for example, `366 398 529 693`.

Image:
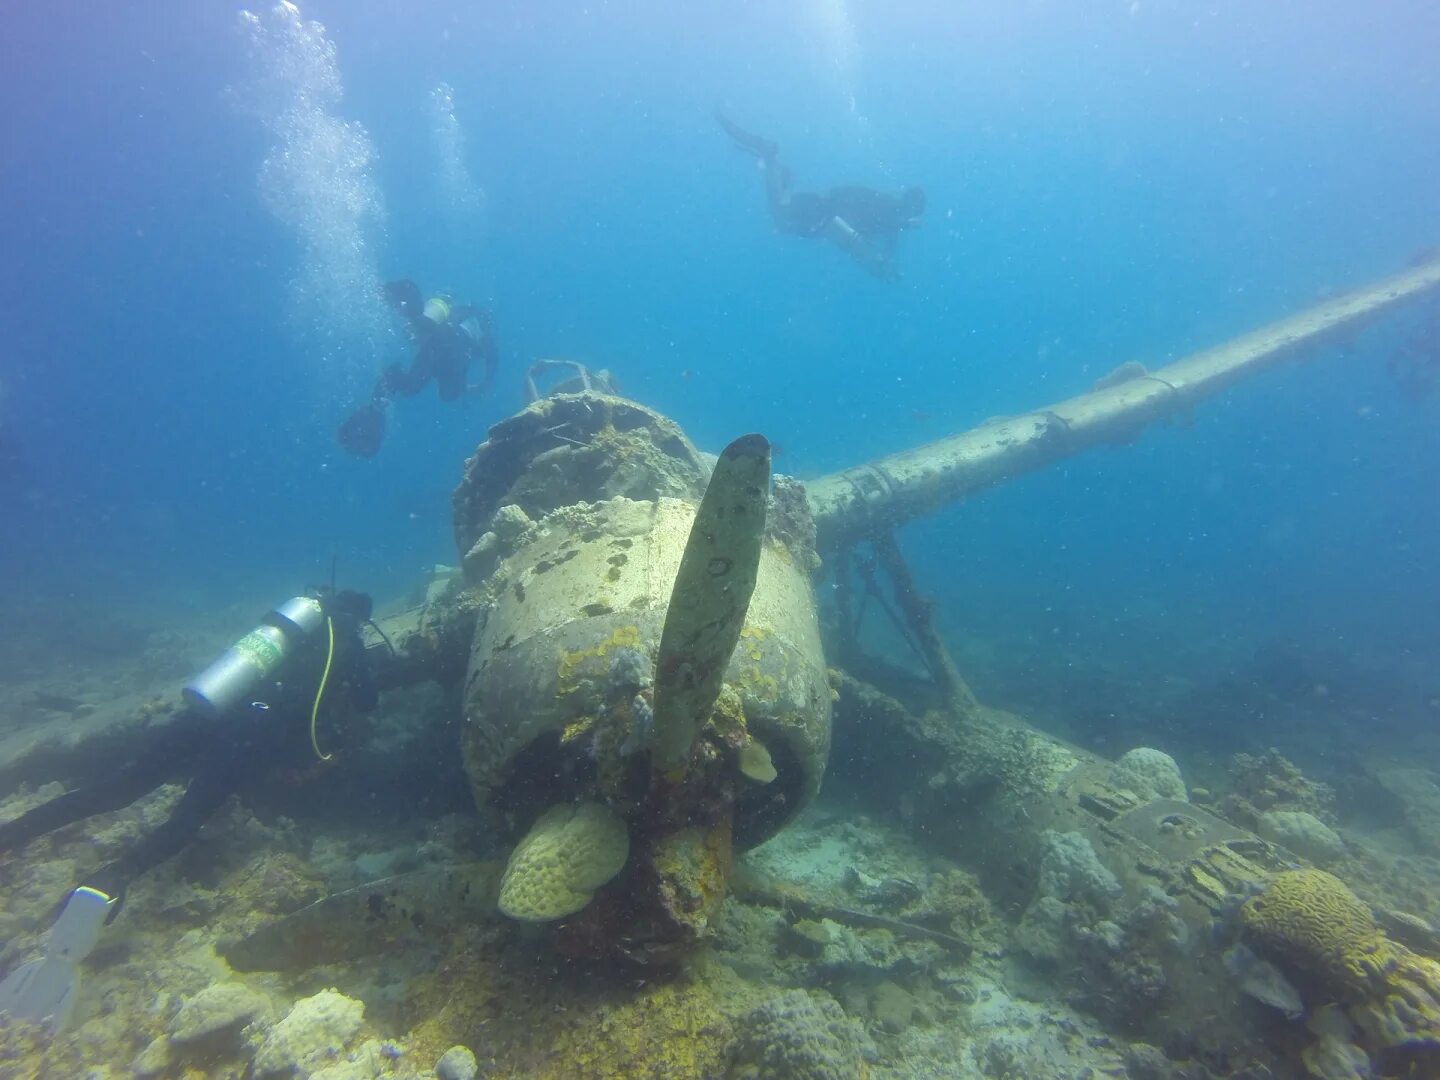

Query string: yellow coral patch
560 715 596 745
706 685 748 743
740 625 772 661
536 972 745 1079
498 802 630 922
736 664 780 701
653 823 733 938
557 624 644 696
1241 869 1392 996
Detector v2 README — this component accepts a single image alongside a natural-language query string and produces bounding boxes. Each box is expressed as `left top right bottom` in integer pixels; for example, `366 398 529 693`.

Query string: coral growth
726 989 874 1080
497 802 630 921
1015 833 1186 1026
1110 747 1188 802
650 822 733 940
1240 869 1388 996
1220 748 1333 830
251 989 366 1078
1242 869 1440 1073
1035 830 1121 909
1255 809 1346 865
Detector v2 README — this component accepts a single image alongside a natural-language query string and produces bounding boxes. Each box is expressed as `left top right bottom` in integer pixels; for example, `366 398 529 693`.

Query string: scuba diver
0 588 379 1030
716 112 926 280
338 279 499 458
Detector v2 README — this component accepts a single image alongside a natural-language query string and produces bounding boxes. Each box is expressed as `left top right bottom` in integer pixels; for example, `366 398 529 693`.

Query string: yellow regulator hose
309 616 336 761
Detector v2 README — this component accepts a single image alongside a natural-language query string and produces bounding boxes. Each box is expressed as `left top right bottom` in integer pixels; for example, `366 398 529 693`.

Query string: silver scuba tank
182 596 326 718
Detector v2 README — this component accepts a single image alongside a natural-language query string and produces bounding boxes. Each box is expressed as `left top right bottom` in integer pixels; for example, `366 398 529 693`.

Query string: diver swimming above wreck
717 112 926 280
338 279 500 458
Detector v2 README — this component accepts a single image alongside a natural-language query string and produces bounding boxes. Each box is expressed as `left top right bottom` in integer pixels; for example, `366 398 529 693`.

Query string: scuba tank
182 596 327 718
421 295 452 325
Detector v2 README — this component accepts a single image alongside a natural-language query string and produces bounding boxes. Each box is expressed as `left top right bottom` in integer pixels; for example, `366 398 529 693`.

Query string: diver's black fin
715 111 779 162
337 402 386 458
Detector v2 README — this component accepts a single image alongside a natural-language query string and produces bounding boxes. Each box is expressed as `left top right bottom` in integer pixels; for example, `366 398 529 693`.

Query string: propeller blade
651 433 771 776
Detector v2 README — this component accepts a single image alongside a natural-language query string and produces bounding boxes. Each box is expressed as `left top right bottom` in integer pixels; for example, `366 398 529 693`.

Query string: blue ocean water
5 6 1440 1074
2 0 1437 670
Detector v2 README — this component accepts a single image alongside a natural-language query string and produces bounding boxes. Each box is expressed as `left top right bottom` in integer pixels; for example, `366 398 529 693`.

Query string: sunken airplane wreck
6 255 1440 1078
216 254 1440 1077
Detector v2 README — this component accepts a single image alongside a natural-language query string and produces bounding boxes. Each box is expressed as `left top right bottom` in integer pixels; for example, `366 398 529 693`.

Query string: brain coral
1351 972 1440 1056
498 802 630 922
1240 869 1390 997
1244 870 1440 1065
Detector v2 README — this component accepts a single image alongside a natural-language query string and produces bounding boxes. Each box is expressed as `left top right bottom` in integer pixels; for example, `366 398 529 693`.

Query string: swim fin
0 886 116 1031
338 401 386 458
714 111 779 162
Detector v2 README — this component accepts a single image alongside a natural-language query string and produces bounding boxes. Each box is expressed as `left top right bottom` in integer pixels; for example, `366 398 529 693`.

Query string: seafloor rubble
2 600 1439 1079
0 774 1158 1080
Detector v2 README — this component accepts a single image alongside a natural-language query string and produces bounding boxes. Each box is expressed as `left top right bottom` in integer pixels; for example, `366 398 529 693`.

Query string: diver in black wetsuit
716 113 926 280
0 589 378 911
338 279 499 457
0 588 387 1030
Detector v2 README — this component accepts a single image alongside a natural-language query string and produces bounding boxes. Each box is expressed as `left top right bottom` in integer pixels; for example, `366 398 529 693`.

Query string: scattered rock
463 532 500 583
1014 895 1070 965
1123 1042 1177 1080
168 981 271 1046
1223 943 1303 1019
1257 809 1345 864
843 867 921 909
308 1038 394 1080
436 1044 479 1080
785 918 834 959
490 504 534 546
868 981 915 1034
1036 830 1120 909
131 1035 172 1078
251 988 365 1078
